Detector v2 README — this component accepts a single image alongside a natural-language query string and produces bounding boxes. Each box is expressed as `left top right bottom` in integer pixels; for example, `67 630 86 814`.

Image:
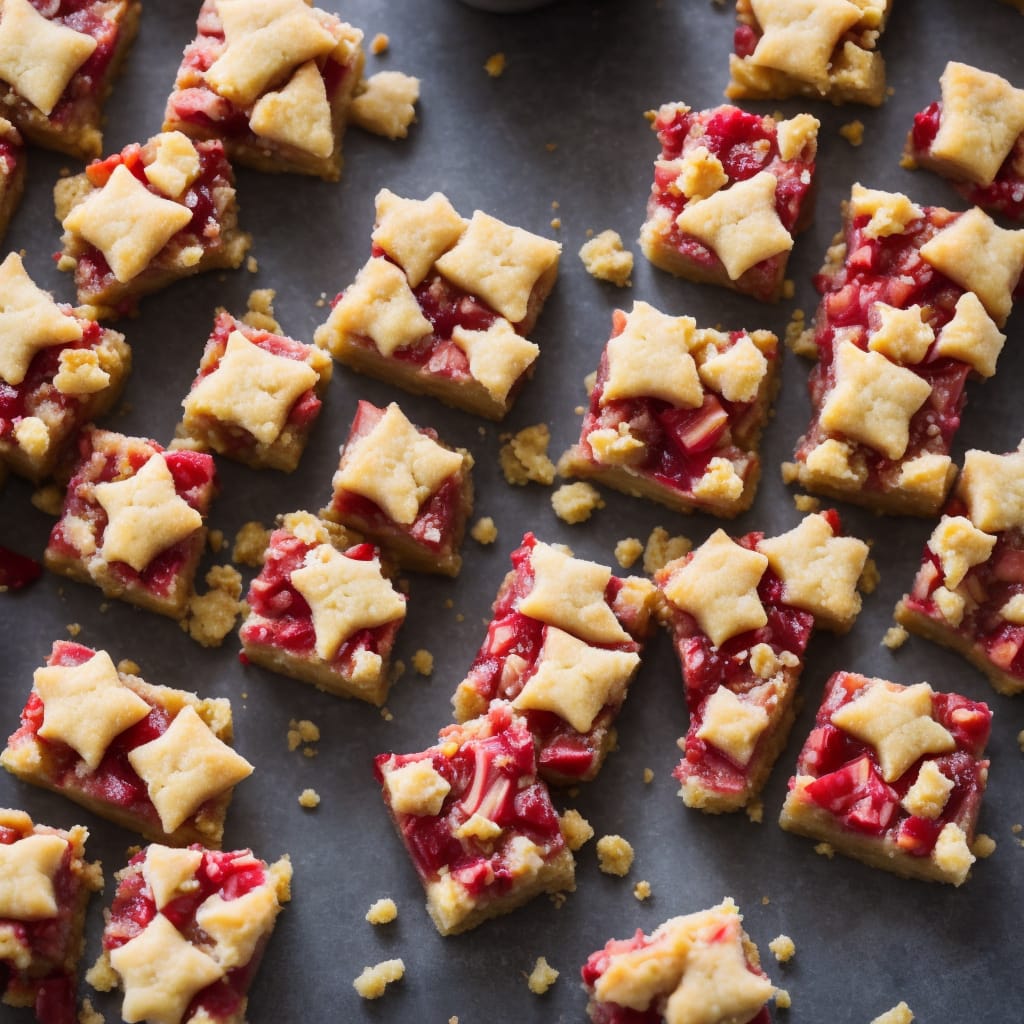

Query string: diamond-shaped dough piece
819 340 932 460
335 403 464 525
957 448 1024 533
675 172 793 281
450 320 539 404
195 883 279 969
695 686 770 767
35 649 151 771
927 515 996 589
849 184 923 240
697 334 768 404
434 211 561 324
512 626 639 733
128 705 253 834
518 541 630 645
662 530 768 649
184 330 318 445
384 759 450 816
0 834 68 920
290 543 406 661
0 252 82 386
601 302 701 408
0 0 97 115
94 453 204 573
250 60 334 158
867 303 934 365
932 291 1006 378
62 165 194 284
372 190 467 288
142 845 203 911
144 132 201 199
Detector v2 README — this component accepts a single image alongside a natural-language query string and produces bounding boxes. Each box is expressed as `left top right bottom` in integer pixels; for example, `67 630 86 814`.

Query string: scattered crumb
584 370 596 394
614 537 643 569
643 767 654 784
883 625 909 650
785 309 815 357
243 288 279 331
117 659 140 677
746 799 764 825
302 747 317 759
412 649 434 676
500 424 556 485
578 230 633 287
643 526 691 574
298 788 321 809
246 255 259 274
99 603 109 613
596 834 634 876
899 152 917 170
380 706 394 722
761 896 770 906
84 956 118 992
781 278 795 299
793 494 820 513
484 52 506 77
574 404 585 416
780 461 799 485
886 85 896 96
972 833 997 858
287 719 320 752
207 529 224 553
870 1003 914 1024
859 558 880 594
470 516 498 545
551 202 560 210
1018 728 1024 753
315 294 327 308
444 598 454 609
233 521 270 566
79 998 104 1024
814 841 835 859
775 989 792 1010
1012 823 1022 835
30 484 63 516
366 898 398 925
559 809 594 852
370 31 389 54
545 142 557 152
769 935 796 963
633 880 652 901
526 956 559 995
183 565 244 648
66 622 81 637
353 959 405 999
839 119 865 146
551 481 604 524
351 71 420 140
548 891 568 909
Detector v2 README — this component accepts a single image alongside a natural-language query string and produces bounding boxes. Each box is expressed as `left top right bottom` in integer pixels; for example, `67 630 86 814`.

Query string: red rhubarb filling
240 527 401 670
374 704 564 898
794 671 990 856
103 845 269 1021
47 433 216 598
0 136 22 175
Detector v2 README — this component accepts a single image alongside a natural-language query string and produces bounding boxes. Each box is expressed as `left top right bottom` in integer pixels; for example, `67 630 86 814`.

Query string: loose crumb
287 719 320 752
30 484 63 516
870 1003 914 1024
233 521 270 566
526 956 559 995
643 526 691 574
785 309 815 357
1017 729 1024 753
484 52 506 77
814 842 835 859
614 537 643 569
775 989 792 1010
548 891 568 909
578 230 634 287
761 896 770 906
298 788 321 809
746 799 764 825
117 659 140 677
972 833 997 858
545 142 557 152
380 706 394 722
470 516 498 545
550 218 561 230
596 834 634 876
243 288 279 331
370 32 389 54
366 898 398 925
66 622 81 637
883 625 909 650
183 565 244 648
781 278 795 299
859 557 880 594
780 461 799 485
412 649 434 676
207 529 224 553
642 767 654 784
500 424 556 485
839 119 865 146
246 255 259 274
551 481 604 524
793 494 820 513
768 935 796 963
1012 823 1022 834
633 880 652 901
79 998 104 1024
353 959 405 999
559 809 594 851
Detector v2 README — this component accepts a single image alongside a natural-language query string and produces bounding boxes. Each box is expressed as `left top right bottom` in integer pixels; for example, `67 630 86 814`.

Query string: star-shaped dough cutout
94 453 204 573
518 541 630 645
249 60 334 159
128 705 253 834
0 252 82 386
695 687 770 767
450 320 539 405
956 449 1024 534
830 681 955 783
0 833 68 920
749 0 862 87
932 292 1005 378
35 649 151 771
662 530 768 649
290 543 407 662
195 884 280 970
867 303 935 365
819 340 932 460
184 330 318 445
512 626 639 733
335 403 464 525
756 513 868 631
62 165 194 284
109 913 224 1024
142 845 203 911
675 172 793 281
372 189 467 287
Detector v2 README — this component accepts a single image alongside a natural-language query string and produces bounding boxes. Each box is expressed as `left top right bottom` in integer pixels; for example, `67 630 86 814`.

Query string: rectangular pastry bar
314 189 560 420
374 702 574 936
452 532 657 784
780 670 991 885
895 445 1024 696
1 640 253 848
640 102 818 302
0 808 102 1024
88 843 291 1024
558 301 779 518
791 184 1024 516
655 511 868 812
239 511 406 705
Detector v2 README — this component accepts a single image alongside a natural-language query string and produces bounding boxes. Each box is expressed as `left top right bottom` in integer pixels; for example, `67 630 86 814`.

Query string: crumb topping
901 760 954 820
500 423 556 485
559 809 594 851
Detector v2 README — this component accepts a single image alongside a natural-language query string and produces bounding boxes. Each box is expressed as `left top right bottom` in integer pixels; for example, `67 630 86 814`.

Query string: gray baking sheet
2 1 1024 1021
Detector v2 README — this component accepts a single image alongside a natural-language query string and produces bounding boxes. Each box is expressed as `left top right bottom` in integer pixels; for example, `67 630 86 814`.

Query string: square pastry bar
1 641 253 848
321 400 473 576
655 512 868 813
239 511 406 705
639 103 818 302
174 300 332 471
790 184 1024 516
88 843 291 1024
895 444 1024 696
452 533 657 785
374 702 574 936
580 898 776 1024
0 253 130 482
164 0 364 180
0 808 103 1024
0 0 140 159
0 116 25 243
315 188 560 420
726 0 893 106
558 301 779 518
44 428 217 618
780 670 991 885
54 130 251 318
905 62 1024 223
